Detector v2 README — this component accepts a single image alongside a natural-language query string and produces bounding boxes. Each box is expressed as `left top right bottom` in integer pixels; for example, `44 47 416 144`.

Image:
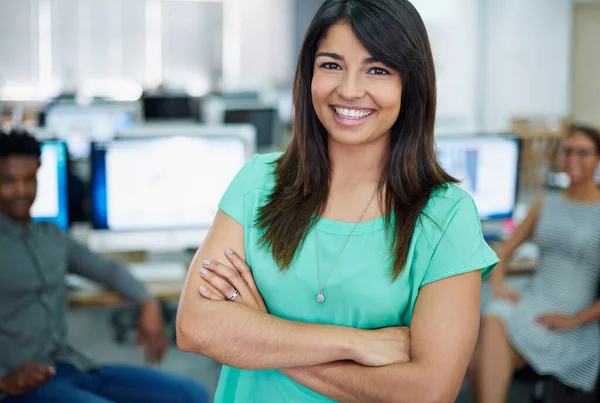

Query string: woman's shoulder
416 183 479 242
239 151 283 194
423 183 475 219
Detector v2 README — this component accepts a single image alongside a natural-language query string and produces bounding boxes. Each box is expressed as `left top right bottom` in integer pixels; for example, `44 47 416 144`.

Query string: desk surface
507 258 537 275
69 280 185 307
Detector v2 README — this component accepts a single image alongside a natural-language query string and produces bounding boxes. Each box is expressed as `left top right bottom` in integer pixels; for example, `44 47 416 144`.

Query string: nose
336 71 366 100
14 181 27 198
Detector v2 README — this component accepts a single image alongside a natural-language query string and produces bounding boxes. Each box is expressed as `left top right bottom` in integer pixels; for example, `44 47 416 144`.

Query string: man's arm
64 234 151 303
281 271 483 403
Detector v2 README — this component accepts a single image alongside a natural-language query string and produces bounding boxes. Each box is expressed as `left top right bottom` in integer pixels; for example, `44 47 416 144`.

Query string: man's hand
535 313 581 331
0 362 55 396
137 300 168 363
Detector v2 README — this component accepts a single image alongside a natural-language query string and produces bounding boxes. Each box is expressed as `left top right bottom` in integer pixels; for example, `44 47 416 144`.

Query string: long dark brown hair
256 0 456 279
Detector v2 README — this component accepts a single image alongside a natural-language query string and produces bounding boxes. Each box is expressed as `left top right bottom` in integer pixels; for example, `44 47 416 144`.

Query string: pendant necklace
315 191 377 303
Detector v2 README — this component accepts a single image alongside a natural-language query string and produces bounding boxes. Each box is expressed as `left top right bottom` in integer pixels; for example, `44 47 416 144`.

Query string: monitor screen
91 135 248 231
224 108 277 149
31 141 69 229
436 135 520 220
45 103 136 159
142 96 200 121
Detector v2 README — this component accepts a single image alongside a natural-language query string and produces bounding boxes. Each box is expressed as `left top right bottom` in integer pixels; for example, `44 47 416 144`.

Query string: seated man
0 130 209 403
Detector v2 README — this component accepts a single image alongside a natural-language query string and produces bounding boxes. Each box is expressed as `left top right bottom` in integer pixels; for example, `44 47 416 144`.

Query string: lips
330 105 376 127
566 164 582 175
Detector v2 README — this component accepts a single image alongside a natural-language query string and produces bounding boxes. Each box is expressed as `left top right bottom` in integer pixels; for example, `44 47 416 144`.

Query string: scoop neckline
314 214 388 235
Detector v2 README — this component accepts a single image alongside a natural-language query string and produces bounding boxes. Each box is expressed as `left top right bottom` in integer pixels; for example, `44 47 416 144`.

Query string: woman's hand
535 313 581 331
352 327 411 366
198 248 267 313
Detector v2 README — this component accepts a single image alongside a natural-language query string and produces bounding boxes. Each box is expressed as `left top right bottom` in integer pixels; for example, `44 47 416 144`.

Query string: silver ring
226 289 240 301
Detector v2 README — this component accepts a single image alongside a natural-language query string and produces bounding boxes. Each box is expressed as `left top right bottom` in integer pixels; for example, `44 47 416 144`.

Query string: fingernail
225 248 233 255
200 268 208 276
202 259 211 265
199 286 207 293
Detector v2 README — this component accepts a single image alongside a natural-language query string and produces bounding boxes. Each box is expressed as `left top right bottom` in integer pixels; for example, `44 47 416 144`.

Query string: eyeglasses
558 147 598 158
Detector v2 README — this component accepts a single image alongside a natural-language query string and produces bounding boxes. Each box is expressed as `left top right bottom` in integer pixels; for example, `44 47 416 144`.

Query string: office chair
512 366 578 403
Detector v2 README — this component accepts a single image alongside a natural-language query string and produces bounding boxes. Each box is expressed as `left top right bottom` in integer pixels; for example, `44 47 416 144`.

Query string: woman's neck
566 179 600 202
321 137 388 222
328 137 388 188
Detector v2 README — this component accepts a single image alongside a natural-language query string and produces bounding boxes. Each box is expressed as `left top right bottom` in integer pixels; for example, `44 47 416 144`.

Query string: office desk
69 280 185 308
506 258 537 275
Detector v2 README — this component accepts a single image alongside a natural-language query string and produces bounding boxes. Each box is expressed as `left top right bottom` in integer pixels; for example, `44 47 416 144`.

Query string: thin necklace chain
315 191 378 296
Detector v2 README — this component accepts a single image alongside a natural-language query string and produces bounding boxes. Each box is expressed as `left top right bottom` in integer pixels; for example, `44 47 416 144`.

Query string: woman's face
311 22 402 148
559 132 600 185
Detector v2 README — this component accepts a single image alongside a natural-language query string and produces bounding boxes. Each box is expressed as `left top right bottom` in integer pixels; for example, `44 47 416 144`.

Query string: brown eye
368 67 390 75
319 62 342 70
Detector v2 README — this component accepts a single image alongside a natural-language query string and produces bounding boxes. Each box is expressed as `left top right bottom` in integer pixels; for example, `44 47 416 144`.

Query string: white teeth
334 107 373 120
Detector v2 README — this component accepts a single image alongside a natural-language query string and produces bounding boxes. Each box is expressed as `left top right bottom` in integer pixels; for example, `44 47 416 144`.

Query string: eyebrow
315 52 379 64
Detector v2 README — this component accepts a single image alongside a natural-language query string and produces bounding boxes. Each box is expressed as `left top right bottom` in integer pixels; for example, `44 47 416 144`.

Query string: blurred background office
0 0 599 402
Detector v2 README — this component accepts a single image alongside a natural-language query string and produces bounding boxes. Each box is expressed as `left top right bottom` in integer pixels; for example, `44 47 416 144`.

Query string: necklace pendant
316 291 325 303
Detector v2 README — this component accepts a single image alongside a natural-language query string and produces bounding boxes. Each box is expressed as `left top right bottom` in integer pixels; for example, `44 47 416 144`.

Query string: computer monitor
31 141 69 230
45 103 137 160
142 95 201 121
91 129 253 231
224 107 278 150
435 135 520 220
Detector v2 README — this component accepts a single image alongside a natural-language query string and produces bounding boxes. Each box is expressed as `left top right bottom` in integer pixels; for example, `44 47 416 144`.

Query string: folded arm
281 271 483 403
176 210 373 370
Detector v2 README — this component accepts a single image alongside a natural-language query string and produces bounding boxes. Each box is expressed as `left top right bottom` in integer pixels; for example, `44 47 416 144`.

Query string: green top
214 153 498 403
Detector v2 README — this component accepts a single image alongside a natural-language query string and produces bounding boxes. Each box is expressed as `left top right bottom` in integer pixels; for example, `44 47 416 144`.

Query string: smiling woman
311 31 402 140
176 1 499 402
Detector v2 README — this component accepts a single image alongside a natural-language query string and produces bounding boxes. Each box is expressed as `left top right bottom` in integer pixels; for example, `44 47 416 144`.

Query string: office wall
0 0 40 87
480 0 573 132
571 3 600 127
235 0 295 88
0 0 294 99
412 0 480 133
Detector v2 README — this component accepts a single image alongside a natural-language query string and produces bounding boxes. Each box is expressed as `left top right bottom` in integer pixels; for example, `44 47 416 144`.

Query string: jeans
4 363 210 403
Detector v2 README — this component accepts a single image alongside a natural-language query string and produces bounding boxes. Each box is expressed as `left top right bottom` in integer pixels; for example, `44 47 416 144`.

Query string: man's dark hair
0 130 42 159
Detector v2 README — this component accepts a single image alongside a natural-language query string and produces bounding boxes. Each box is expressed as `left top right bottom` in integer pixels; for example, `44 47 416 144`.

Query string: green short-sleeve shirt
215 153 499 403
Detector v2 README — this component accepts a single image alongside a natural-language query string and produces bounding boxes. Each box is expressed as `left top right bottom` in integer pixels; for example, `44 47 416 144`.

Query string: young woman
177 0 499 402
469 125 600 403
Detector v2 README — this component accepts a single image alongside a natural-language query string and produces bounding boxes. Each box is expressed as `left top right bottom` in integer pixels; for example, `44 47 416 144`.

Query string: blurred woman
469 125 600 403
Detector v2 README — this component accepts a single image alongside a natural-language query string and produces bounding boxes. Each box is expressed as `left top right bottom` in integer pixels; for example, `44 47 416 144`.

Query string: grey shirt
0 213 151 391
